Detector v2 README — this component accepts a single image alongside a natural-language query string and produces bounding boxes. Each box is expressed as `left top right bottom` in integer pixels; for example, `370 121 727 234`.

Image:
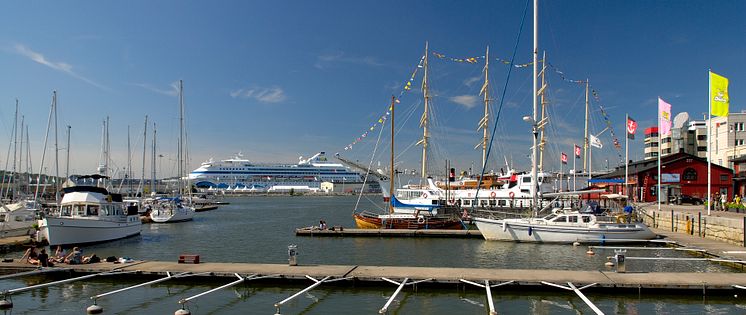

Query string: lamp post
731 123 740 197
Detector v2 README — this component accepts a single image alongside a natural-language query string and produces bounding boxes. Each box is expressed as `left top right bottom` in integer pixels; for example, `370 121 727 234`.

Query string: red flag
561 152 568 164
574 145 581 158
627 116 638 140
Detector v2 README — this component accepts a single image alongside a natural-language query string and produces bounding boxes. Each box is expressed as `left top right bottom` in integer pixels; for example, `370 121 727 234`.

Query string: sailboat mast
583 79 589 173
420 42 430 178
141 115 148 196
478 46 490 169
531 0 539 214
389 95 396 214
151 122 157 195
178 79 184 195
53 91 59 200
538 51 547 171
65 125 71 181
127 125 131 195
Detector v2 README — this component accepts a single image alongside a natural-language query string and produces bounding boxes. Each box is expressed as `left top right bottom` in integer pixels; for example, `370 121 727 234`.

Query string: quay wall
642 209 746 246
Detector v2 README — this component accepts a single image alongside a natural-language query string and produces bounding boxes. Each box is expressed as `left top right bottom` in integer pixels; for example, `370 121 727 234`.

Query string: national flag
658 97 672 136
627 116 638 139
574 144 581 158
561 152 568 164
590 134 603 149
710 71 729 117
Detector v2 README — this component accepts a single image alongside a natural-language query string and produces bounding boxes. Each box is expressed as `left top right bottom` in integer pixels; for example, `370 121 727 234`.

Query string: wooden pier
295 227 483 238
2 260 745 292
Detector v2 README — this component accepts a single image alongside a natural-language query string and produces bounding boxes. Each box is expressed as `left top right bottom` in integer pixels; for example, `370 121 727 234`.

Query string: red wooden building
597 152 733 202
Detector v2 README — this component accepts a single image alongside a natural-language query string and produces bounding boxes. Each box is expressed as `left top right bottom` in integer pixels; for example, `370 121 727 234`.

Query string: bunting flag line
431 51 536 68
342 55 424 151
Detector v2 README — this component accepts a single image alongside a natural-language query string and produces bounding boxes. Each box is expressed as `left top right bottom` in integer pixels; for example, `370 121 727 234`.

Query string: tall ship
189 152 370 193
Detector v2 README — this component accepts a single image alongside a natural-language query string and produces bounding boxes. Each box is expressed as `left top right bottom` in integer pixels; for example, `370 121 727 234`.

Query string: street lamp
731 123 740 169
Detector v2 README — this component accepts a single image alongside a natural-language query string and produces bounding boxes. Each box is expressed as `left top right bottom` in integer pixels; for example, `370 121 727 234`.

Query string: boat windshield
543 213 557 221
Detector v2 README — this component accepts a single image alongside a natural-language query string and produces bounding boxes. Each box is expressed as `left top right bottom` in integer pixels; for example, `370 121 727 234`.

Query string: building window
738 139 744 146
721 174 729 181
697 135 707 140
683 168 697 180
697 146 707 151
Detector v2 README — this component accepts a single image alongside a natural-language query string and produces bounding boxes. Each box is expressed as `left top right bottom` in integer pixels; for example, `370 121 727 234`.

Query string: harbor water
1 196 745 314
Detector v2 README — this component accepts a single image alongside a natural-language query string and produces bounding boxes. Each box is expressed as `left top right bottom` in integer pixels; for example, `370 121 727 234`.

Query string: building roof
597 152 733 179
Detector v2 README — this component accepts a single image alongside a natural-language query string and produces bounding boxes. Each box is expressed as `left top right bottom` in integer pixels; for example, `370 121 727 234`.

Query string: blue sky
0 1 744 178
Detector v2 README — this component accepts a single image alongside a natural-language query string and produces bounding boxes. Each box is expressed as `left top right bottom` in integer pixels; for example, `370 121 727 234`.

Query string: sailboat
149 80 195 223
353 96 465 230
472 0 656 243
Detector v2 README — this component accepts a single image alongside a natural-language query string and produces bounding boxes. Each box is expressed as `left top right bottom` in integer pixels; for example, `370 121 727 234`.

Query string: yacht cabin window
61 205 72 216
498 200 506 206
568 216 578 223
582 216 592 223
88 205 99 216
553 216 567 222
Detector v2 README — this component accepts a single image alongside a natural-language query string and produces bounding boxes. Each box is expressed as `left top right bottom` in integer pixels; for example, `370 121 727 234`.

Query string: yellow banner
710 71 729 117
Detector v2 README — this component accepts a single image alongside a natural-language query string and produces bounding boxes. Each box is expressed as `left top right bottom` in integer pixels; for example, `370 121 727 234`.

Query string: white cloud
463 75 481 87
131 81 180 97
13 43 110 91
315 51 383 70
230 86 287 103
450 95 478 109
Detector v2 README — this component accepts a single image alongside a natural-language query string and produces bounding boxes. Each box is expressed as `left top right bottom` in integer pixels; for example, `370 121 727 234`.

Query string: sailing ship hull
39 216 141 246
474 217 656 244
353 212 464 230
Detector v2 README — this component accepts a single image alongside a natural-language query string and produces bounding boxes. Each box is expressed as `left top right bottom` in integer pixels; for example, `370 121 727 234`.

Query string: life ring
509 192 515 199
417 217 425 224
449 197 456 204
422 193 428 198
490 191 497 198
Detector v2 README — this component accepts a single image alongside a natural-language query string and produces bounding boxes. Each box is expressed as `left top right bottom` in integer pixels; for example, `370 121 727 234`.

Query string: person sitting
83 253 100 264
37 249 52 267
52 246 67 263
64 247 83 265
20 247 40 265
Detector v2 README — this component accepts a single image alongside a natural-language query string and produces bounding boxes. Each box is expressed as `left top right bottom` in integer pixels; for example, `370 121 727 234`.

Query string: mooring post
671 210 674 232
698 212 702 237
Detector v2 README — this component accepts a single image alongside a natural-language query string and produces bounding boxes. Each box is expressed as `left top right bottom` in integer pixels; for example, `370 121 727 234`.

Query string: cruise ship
188 152 367 192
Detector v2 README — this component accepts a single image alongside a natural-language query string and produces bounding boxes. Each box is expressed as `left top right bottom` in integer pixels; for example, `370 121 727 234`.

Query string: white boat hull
39 216 141 246
150 206 195 223
475 217 657 244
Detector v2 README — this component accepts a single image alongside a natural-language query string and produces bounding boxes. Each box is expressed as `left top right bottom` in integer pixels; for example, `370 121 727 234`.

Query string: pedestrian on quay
720 194 728 211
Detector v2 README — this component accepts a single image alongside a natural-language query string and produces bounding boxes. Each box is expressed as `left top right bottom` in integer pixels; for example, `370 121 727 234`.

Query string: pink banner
658 97 672 136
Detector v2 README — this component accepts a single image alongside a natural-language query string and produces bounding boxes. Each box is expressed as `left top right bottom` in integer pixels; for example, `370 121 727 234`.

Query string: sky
0 0 744 178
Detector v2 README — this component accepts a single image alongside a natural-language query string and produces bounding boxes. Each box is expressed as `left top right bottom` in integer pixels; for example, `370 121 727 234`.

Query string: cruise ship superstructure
188 152 366 192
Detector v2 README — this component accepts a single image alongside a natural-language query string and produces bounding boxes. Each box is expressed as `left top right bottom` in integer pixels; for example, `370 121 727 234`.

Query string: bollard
615 250 626 273
288 245 298 266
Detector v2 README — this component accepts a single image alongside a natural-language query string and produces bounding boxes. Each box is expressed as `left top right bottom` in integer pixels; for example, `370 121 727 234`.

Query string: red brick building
597 152 733 202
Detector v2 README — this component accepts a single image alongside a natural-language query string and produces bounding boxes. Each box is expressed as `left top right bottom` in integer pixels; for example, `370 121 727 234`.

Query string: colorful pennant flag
710 71 730 117
627 116 638 140
658 97 672 136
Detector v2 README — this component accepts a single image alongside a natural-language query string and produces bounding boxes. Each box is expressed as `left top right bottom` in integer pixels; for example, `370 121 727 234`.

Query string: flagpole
625 113 629 199
560 156 563 191
708 70 712 215
658 98 662 213
589 140 593 181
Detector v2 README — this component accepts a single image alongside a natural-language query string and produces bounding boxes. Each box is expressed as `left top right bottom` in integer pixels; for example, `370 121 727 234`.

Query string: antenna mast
418 42 431 178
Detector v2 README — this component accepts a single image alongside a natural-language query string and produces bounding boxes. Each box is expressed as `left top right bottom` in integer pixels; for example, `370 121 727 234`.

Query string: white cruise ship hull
475 217 656 244
39 216 141 246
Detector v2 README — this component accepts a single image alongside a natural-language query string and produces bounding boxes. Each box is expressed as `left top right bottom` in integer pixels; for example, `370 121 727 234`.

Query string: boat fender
528 226 532 236
490 191 497 198
508 191 515 199
502 221 507 232
417 217 425 224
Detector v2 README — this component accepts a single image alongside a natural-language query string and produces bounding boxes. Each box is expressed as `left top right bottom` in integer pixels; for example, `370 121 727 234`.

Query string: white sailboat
149 80 195 223
473 0 656 243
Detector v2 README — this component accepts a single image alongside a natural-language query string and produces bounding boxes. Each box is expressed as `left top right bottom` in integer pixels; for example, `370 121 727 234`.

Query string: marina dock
295 227 483 238
2 260 745 292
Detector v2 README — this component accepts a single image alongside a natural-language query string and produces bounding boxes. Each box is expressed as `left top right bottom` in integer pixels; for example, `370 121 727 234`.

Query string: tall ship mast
538 51 548 171
476 46 490 169
417 41 431 178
